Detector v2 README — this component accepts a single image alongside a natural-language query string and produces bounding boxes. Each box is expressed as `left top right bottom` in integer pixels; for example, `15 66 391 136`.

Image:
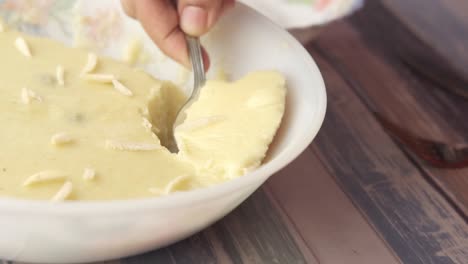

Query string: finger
131 0 190 67
121 0 136 18
178 0 224 36
219 0 235 20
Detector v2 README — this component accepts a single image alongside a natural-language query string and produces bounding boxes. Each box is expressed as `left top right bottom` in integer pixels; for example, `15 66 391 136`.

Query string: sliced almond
165 174 190 194
82 73 115 83
51 181 73 202
56 65 65 86
0 22 4 32
82 167 96 181
105 140 160 152
15 37 32 57
242 162 260 175
142 117 153 130
123 39 143 64
148 175 191 196
51 132 74 146
23 170 66 186
21 88 42 104
80 52 98 75
112 79 133 96
176 116 226 132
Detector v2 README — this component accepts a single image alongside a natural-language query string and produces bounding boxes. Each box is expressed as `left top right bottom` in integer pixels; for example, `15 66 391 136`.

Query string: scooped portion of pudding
175 72 286 183
0 29 286 201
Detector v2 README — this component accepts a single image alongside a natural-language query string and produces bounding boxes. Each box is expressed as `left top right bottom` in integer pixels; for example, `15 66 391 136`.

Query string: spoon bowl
167 35 206 153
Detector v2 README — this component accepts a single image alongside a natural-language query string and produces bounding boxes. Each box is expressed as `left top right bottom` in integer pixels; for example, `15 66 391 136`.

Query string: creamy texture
176 73 286 182
0 29 286 201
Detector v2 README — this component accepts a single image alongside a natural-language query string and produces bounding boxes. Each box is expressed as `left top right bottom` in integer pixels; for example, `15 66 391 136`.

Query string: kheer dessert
0 29 286 201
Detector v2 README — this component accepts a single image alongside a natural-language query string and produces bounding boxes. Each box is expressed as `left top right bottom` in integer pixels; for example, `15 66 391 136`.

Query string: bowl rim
0 3 327 215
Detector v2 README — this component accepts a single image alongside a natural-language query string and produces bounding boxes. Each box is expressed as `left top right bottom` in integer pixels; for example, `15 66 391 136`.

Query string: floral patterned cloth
239 0 363 28
0 0 363 89
0 0 363 40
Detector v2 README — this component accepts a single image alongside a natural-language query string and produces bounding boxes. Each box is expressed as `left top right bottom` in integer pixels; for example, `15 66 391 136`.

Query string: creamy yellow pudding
0 29 286 201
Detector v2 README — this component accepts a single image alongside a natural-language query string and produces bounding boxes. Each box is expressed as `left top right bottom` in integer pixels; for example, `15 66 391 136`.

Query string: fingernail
181 6 208 36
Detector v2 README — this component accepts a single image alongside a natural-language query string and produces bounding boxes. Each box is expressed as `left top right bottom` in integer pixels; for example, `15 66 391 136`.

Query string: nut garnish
149 174 191 195
21 88 42 104
82 167 96 181
82 73 115 83
112 79 133 96
23 170 66 186
51 132 74 146
15 37 32 57
51 181 73 202
142 117 153 130
105 140 161 151
56 65 65 86
80 52 98 75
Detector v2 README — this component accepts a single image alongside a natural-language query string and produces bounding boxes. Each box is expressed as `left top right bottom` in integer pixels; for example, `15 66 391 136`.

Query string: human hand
121 0 235 70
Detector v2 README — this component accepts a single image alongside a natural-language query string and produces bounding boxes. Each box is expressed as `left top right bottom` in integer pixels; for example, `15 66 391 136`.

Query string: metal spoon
168 36 206 153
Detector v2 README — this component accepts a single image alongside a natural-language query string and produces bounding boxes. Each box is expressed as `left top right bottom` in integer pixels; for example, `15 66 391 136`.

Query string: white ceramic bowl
0 3 326 263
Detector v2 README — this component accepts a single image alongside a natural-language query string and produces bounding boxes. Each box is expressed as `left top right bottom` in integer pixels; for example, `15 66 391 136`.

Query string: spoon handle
171 0 206 92
186 35 206 96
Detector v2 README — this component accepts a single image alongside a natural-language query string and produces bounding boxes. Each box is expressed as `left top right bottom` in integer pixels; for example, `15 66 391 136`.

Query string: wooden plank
263 189 320 264
267 148 400 263
307 47 468 263
207 189 308 264
350 0 468 100
350 0 468 136
381 0 468 77
216 188 320 264
121 188 308 264
314 21 468 217
164 235 218 264
123 248 175 264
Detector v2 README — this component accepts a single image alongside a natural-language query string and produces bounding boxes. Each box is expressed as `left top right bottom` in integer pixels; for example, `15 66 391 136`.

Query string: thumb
178 0 224 36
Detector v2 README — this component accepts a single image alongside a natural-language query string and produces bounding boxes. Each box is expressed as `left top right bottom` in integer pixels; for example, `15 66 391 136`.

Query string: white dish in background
0 2 326 263
239 0 364 43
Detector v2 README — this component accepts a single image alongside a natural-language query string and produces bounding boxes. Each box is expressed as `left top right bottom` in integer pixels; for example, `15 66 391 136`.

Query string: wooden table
5 0 468 263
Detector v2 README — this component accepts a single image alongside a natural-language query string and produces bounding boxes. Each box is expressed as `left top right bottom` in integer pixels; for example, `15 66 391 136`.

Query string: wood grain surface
120 189 308 264
310 48 468 264
267 149 400 264
348 1 468 218
314 22 468 217
4 0 468 263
